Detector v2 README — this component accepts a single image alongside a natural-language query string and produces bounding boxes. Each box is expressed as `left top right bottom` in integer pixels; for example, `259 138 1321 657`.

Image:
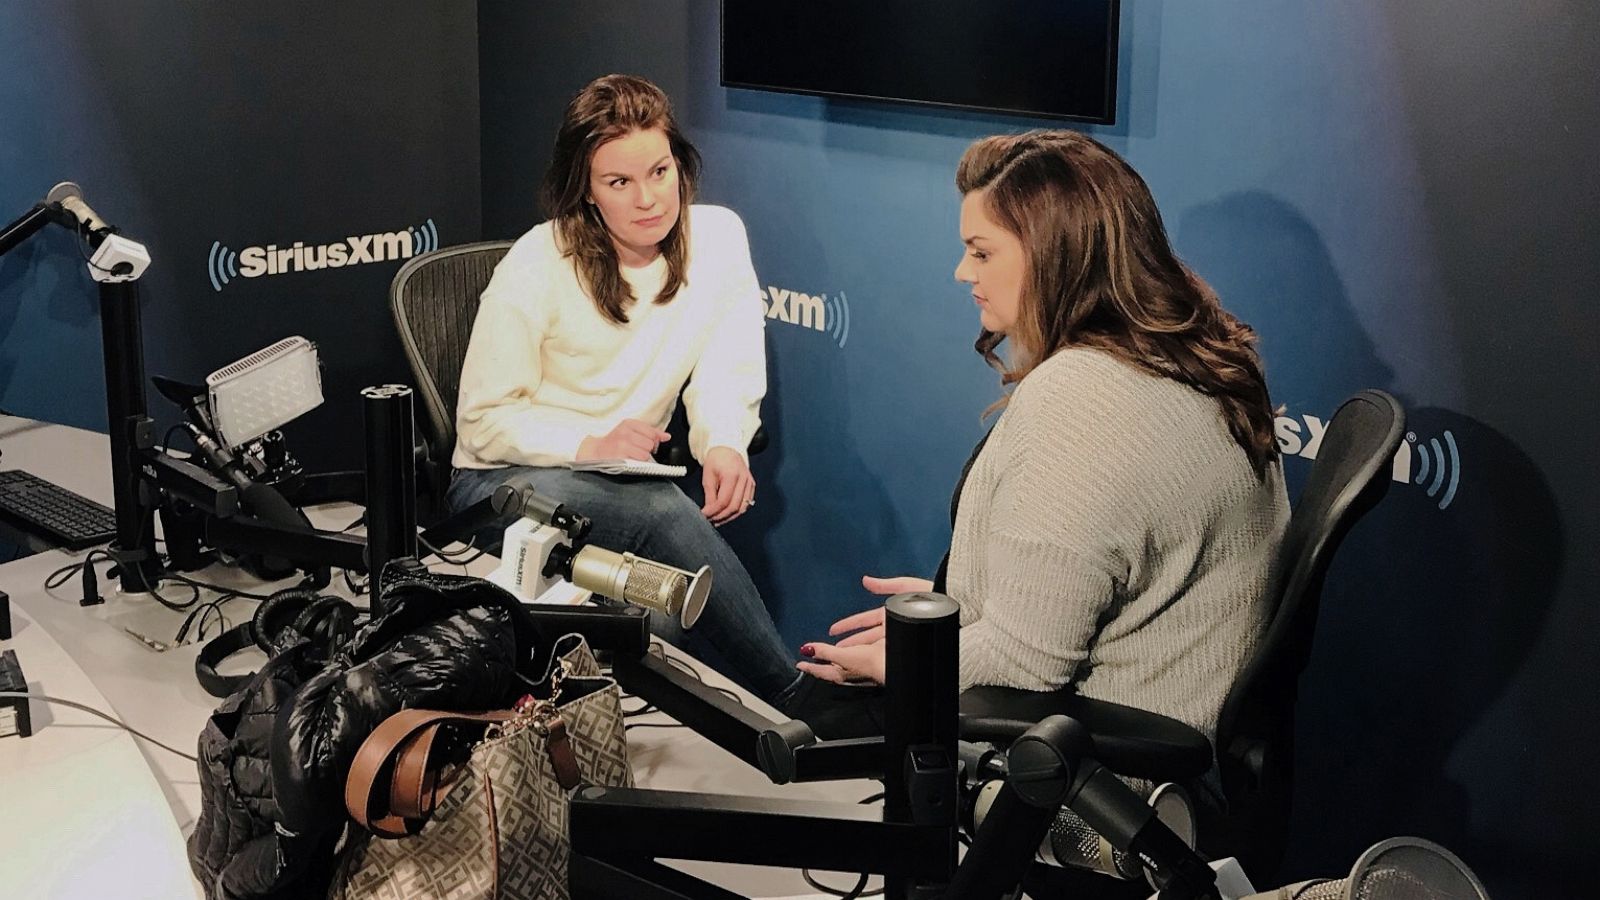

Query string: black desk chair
390 242 766 523
390 240 511 521
958 389 1406 886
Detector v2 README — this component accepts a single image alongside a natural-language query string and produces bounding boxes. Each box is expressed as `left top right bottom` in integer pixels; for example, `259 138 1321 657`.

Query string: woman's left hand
701 446 756 525
797 639 887 685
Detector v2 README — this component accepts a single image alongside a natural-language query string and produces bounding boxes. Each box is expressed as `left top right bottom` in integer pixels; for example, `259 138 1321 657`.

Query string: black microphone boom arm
0 204 62 257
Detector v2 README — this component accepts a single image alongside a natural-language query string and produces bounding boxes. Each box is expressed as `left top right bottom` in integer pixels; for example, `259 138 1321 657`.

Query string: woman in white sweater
448 75 799 705
793 131 1290 757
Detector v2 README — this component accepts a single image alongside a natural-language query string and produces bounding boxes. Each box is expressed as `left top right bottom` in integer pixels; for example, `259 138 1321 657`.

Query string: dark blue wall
1 1 481 473
480 2 1599 895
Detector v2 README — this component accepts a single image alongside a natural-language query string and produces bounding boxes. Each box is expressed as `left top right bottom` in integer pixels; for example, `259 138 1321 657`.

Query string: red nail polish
799 643 816 658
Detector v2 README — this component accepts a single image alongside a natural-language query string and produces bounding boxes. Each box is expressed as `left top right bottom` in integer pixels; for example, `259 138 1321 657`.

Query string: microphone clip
487 519 588 607
85 233 151 284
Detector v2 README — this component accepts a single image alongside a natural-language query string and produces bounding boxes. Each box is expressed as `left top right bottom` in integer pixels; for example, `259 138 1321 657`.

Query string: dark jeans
446 465 802 707
780 677 888 739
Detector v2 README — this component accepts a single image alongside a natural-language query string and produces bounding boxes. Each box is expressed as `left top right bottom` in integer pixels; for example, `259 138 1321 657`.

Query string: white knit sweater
947 347 1289 744
453 205 766 469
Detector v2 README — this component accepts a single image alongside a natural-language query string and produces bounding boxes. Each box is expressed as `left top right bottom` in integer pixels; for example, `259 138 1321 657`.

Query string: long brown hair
956 131 1277 476
541 74 703 324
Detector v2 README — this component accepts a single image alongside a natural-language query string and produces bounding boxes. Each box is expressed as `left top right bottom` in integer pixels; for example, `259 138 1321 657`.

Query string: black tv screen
721 1 1121 124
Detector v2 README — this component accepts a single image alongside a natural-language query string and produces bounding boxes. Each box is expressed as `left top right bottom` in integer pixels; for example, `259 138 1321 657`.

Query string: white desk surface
0 415 875 899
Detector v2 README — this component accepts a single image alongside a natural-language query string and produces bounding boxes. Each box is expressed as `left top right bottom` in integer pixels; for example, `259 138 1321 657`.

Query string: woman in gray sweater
794 131 1290 753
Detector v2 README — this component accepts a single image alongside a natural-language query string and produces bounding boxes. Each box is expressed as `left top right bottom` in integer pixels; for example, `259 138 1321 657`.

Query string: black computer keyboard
0 469 118 551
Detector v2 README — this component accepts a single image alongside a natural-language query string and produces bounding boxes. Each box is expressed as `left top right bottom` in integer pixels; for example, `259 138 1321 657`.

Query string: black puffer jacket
187 567 547 900
188 643 334 900
273 568 545 834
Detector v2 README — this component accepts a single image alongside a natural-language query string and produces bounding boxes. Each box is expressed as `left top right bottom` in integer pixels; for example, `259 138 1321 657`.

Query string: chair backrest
389 241 513 468
1209 389 1405 876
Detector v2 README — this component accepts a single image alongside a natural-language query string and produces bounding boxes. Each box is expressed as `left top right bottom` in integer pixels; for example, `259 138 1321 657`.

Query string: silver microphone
567 544 710 629
46 182 110 234
1237 836 1490 900
964 738 1196 887
1041 783 1195 881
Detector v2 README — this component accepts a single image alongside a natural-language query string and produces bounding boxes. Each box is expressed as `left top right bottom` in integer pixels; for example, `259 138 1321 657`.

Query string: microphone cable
618 640 746 731
0 691 197 763
416 531 485 567
801 790 887 900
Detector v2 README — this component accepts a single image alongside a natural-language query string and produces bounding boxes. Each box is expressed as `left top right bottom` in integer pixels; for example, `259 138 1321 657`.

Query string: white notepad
564 458 687 478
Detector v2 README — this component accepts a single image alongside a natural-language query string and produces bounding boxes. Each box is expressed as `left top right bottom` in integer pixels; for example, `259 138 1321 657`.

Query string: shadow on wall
1175 190 1397 408
1284 410 1563 897
0 228 110 427
1174 192 1568 892
697 329 792 628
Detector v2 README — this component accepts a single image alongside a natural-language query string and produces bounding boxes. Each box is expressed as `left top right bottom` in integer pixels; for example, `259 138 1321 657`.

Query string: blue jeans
446 466 801 707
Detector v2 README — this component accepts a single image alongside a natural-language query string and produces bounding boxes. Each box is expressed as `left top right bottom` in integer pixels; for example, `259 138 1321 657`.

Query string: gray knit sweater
947 347 1289 746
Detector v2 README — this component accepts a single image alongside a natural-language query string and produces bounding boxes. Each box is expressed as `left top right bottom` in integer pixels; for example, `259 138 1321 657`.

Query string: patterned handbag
330 634 631 900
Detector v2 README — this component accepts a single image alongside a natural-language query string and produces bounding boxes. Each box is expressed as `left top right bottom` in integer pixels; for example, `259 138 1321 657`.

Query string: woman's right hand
829 606 886 647
862 575 934 596
577 419 672 461
827 575 936 647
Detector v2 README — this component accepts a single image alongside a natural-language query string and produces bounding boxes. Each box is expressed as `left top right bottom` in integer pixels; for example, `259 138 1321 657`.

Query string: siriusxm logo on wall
206 219 440 291
1276 408 1462 510
760 285 851 348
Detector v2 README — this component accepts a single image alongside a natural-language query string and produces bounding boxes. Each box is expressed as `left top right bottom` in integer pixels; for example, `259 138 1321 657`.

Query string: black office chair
389 242 766 521
959 389 1406 888
390 240 511 520
1206 388 1405 878
390 240 512 520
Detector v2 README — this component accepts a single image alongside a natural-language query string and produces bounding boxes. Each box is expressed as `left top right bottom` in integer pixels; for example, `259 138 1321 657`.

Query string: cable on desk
618 641 748 731
43 549 112 591
175 590 247 645
342 568 370 597
145 578 202 611
621 699 657 717
417 532 485 568
0 691 197 763
196 605 230 640
801 790 888 899
160 572 280 602
622 644 682 731
655 641 745 706
43 549 202 611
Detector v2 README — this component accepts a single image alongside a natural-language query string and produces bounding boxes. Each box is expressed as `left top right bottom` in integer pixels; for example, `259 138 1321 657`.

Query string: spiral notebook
564 458 687 478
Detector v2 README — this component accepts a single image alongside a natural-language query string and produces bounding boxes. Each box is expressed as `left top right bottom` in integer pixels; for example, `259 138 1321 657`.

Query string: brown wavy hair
541 74 703 324
956 131 1277 476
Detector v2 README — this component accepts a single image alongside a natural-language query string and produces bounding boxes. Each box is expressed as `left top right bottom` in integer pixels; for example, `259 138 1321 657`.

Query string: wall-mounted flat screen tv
722 1 1121 124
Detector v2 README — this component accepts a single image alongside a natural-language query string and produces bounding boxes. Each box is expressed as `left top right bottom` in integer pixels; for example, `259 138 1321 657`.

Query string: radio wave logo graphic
207 241 240 292
824 291 851 348
1407 429 1461 510
408 218 440 255
761 286 851 349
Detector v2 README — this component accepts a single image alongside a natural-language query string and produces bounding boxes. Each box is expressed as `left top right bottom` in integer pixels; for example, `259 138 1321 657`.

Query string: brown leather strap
544 715 581 790
345 708 513 836
366 726 437 837
390 724 443 820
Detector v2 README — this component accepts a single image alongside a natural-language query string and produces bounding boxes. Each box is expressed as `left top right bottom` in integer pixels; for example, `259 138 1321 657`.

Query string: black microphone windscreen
240 482 308 530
